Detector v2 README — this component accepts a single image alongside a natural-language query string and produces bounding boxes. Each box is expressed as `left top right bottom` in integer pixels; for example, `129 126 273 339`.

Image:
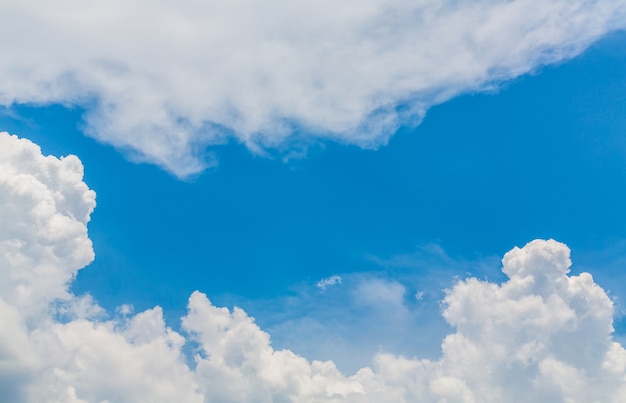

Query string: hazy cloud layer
1 1 625 176
2 132 626 401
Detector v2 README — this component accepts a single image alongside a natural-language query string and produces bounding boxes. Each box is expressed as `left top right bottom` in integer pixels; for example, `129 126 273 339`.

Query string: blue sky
3 29 626 370
2 1 626 401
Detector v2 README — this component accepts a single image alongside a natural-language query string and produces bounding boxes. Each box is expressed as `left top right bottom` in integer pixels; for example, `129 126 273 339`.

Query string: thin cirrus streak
1 1 625 176
2 131 626 402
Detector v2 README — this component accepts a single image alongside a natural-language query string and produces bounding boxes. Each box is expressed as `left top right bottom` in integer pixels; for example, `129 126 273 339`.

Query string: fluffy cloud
0 132 202 402
2 132 626 401
0 132 95 314
1 1 625 176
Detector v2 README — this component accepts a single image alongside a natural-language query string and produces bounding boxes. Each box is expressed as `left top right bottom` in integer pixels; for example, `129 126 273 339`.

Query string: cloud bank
1 1 625 176
2 132 626 402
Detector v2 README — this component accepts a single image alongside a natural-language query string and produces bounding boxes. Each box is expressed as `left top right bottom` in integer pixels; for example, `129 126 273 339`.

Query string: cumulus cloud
2 132 626 401
0 132 201 402
0 131 95 314
1 1 625 176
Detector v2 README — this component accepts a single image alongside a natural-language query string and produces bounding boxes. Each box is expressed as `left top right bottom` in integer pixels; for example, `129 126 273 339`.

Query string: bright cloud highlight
2 132 626 401
1 1 625 176
317 275 342 290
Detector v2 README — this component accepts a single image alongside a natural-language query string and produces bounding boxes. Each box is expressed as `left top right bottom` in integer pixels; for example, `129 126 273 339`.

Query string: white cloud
0 131 95 315
1 1 625 176
2 132 626 401
0 132 202 402
317 275 342 290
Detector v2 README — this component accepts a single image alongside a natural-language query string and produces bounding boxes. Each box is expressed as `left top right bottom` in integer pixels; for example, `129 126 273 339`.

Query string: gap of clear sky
2 30 626 369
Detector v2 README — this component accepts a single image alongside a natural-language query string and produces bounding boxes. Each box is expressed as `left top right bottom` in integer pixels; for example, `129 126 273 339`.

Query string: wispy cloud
317 275 342 291
2 132 626 401
1 1 624 176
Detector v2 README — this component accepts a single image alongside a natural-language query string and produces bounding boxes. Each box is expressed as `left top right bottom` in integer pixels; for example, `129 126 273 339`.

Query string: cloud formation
2 132 626 401
317 275 342 290
1 1 625 176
